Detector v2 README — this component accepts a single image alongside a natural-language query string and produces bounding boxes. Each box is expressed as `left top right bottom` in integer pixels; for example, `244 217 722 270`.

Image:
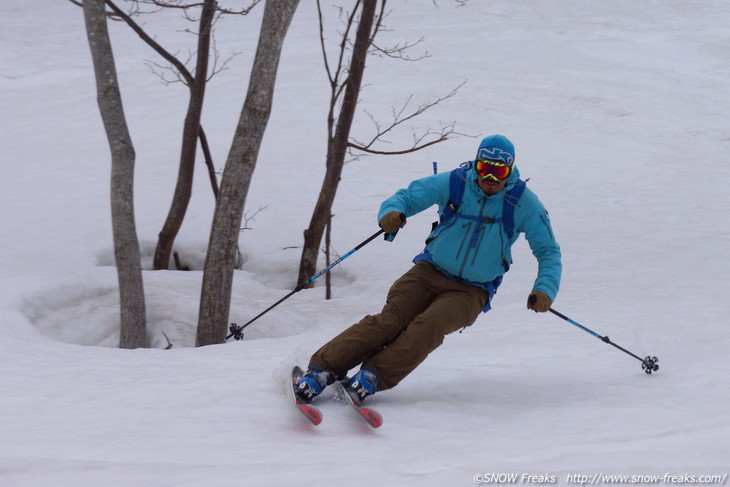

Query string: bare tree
95 0 259 270
297 0 467 288
298 0 378 286
151 0 217 270
83 0 148 348
103 0 229 205
196 0 300 346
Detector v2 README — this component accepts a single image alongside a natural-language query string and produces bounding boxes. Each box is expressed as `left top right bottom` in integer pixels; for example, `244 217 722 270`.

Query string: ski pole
227 227 394 341
537 302 659 374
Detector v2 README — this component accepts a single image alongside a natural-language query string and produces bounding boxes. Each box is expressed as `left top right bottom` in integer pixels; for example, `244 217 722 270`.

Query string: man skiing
295 134 562 403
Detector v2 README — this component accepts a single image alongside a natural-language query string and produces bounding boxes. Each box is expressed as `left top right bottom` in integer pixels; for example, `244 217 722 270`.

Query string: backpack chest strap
443 210 502 248
441 202 502 226
451 213 502 225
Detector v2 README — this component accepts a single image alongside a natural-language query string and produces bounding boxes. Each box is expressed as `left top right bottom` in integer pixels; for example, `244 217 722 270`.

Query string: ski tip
297 403 323 425
337 381 383 428
362 409 383 428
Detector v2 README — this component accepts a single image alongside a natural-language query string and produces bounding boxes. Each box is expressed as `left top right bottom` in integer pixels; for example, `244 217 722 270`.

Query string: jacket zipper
459 197 489 275
454 222 472 260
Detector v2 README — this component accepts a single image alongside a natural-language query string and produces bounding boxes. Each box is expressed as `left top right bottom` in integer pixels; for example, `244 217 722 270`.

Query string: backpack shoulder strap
449 164 468 208
502 178 526 239
441 162 470 222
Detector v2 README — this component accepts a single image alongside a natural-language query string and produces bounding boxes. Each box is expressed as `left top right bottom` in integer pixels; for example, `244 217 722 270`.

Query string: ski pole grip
383 213 406 242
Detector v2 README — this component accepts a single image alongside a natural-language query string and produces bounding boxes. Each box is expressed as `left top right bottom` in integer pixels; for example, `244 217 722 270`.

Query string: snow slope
1 1 729 486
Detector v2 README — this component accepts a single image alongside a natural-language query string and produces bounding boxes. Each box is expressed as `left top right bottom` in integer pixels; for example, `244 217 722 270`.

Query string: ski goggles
475 159 512 182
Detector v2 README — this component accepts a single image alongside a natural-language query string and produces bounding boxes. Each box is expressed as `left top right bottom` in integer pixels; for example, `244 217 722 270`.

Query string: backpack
434 161 527 239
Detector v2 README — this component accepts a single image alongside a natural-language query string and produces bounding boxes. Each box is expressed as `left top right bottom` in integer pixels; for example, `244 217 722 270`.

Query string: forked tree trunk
83 0 147 348
196 0 300 346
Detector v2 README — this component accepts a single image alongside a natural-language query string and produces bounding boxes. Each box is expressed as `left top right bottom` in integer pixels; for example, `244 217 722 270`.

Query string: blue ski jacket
378 164 562 302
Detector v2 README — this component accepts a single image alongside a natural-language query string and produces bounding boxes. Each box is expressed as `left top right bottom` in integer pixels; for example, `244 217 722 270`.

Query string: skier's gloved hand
527 291 551 312
380 211 406 234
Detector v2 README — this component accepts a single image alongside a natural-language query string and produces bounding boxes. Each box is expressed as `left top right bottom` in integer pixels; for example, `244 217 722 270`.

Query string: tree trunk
297 0 377 285
83 0 148 348
196 0 300 346
153 0 217 270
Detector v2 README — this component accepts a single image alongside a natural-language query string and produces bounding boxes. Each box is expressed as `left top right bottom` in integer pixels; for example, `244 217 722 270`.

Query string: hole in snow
21 281 199 348
19 268 325 349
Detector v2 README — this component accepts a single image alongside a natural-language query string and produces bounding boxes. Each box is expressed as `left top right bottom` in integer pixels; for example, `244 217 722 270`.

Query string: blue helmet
475 134 515 165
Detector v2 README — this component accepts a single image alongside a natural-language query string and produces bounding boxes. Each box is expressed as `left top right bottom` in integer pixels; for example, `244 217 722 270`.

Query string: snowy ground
1 1 729 486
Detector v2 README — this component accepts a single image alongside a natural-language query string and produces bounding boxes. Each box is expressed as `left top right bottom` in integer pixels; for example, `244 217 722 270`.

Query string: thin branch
68 0 130 20
318 0 364 142
207 32 241 81
348 80 470 155
316 0 335 87
368 0 387 48
105 0 195 86
349 126 471 156
162 332 174 349
239 206 268 232
173 251 191 270
366 2 429 61
370 37 431 61
334 2 361 89
135 0 262 15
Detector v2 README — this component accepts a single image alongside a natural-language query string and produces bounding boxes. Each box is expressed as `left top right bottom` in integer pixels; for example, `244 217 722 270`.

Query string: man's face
477 176 508 196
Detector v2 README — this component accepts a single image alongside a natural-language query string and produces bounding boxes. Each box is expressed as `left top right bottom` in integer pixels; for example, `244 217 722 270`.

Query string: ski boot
295 368 333 403
347 368 378 403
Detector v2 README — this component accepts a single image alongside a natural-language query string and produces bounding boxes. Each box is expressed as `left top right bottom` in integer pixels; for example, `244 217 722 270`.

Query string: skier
295 134 562 403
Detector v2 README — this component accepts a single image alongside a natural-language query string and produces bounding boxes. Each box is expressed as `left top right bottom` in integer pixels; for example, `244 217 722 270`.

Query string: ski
335 380 383 428
290 366 323 426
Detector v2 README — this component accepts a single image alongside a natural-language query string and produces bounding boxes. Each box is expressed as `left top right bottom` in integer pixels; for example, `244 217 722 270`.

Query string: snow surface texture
1 1 729 486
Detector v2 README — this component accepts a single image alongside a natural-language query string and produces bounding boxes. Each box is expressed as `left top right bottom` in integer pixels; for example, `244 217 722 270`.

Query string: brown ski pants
309 261 489 390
